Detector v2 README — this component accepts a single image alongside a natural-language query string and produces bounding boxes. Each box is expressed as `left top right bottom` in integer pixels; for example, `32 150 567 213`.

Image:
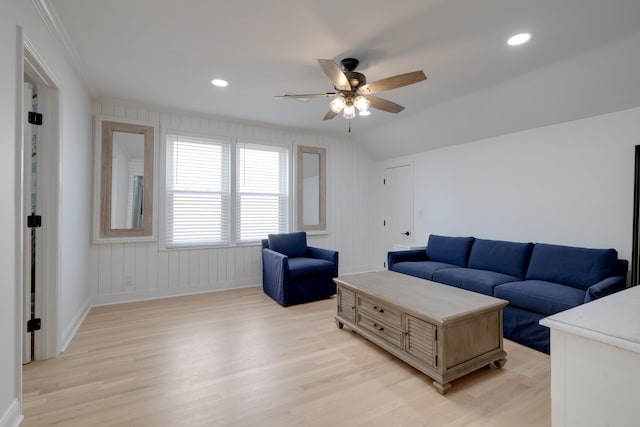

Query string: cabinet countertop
540 285 640 353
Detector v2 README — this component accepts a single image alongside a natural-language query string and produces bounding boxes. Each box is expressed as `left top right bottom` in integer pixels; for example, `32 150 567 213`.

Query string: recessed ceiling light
359 110 371 116
507 33 531 46
211 79 228 87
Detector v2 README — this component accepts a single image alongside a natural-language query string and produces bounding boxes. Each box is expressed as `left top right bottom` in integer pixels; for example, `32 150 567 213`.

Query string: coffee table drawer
357 295 402 329
357 312 404 348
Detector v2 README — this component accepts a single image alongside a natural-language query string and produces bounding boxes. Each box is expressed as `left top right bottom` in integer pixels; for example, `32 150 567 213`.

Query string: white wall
0 1 21 425
373 107 640 268
90 99 374 305
57 70 92 350
1 2 92 425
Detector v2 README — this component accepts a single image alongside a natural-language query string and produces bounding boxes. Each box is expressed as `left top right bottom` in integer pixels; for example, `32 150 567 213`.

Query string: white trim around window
161 130 292 249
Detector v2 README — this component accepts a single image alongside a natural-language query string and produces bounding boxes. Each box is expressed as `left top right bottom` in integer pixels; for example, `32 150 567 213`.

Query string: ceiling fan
275 58 427 121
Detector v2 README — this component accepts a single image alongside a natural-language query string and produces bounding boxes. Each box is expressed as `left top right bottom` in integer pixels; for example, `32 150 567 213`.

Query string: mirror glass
302 152 320 225
111 131 145 229
96 118 156 241
297 146 326 232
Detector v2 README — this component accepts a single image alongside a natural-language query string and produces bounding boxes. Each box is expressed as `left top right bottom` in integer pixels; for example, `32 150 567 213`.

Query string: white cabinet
540 286 640 427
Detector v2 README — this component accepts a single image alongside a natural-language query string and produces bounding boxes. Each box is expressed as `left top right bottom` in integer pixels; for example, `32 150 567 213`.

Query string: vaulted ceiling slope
48 0 640 159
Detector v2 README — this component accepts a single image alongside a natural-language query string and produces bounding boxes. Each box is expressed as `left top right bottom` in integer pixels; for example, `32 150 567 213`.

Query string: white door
22 43 61 362
23 82 33 364
383 164 412 266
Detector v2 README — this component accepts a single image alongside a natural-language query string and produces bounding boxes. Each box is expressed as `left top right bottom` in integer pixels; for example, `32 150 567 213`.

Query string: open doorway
21 36 61 363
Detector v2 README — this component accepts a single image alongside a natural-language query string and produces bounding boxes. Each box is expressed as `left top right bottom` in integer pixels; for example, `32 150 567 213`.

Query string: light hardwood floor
23 287 550 426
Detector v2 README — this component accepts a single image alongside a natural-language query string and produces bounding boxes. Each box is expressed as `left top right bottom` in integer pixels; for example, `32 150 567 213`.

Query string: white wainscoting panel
90 100 375 305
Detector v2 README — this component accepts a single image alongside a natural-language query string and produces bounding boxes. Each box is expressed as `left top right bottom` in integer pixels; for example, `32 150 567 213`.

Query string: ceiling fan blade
323 110 338 120
367 95 405 113
358 71 426 95
318 59 351 91
274 92 337 99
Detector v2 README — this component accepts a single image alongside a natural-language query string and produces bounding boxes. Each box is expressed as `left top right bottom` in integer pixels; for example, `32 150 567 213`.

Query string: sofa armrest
387 250 428 270
584 275 626 303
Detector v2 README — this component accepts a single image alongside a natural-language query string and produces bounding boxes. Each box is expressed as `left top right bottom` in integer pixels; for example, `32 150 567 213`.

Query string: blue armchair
261 232 339 306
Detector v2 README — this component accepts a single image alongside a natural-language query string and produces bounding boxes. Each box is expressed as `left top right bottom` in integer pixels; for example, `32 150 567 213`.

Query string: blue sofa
388 235 628 353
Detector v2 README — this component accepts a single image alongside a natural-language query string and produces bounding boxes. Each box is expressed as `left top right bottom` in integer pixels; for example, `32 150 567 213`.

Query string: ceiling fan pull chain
349 119 351 133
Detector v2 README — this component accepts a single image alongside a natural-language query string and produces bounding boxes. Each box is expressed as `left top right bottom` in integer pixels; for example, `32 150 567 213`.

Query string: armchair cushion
268 231 308 258
288 257 337 281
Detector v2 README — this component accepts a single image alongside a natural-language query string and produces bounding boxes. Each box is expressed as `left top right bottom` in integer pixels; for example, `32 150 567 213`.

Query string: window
236 142 289 243
166 134 230 247
165 134 289 248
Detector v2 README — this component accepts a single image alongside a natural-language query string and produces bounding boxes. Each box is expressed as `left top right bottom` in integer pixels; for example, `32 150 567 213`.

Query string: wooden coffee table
334 270 508 394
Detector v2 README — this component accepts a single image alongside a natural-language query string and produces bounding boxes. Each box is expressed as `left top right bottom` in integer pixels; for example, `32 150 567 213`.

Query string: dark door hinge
383 220 386 226
28 111 43 126
27 214 42 228
27 318 41 333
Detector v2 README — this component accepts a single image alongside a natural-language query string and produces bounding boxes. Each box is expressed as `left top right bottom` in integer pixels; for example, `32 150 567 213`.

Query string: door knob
401 232 410 236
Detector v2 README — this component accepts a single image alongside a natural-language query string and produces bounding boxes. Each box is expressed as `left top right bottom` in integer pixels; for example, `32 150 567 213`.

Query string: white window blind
166 134 230 247
236 142 289 243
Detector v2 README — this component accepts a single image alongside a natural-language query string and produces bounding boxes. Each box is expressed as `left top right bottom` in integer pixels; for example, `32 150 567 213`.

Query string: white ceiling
49 0 640 159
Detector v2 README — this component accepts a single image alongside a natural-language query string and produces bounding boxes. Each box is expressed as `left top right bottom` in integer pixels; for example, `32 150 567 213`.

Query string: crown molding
31 0 95 95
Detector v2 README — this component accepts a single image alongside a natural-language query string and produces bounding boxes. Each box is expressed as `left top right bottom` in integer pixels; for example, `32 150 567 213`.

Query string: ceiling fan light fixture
329 96 346 113
343 103 356 119
354 95 370 112
359 110 371 117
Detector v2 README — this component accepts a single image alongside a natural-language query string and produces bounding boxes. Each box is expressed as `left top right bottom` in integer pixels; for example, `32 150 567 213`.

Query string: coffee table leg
493 357 507 369
335 319 344 329
432 381 451 395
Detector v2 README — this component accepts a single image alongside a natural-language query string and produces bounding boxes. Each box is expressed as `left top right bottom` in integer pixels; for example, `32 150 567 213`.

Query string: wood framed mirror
296 145 326 232
93 116 158 243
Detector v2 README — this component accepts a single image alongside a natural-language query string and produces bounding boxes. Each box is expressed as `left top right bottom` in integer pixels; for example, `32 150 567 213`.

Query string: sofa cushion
468 239 533 279
432 268 518 296
494 280 585 316
392 261 458 281
525 244 618 290
268 232 307 258
288 257 336 280
426 235 475 267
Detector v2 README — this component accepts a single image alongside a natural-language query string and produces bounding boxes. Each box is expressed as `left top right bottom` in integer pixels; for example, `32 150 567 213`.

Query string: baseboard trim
91 282 261 307
60 302 91 353
340 264 381 275
0 399 23 427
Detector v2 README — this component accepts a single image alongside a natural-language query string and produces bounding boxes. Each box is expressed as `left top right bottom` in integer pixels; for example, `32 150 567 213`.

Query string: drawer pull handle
373 306 385 313
373 323 384 331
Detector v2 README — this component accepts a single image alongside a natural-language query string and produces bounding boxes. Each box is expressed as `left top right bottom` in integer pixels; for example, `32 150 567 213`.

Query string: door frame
19 30 61 362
